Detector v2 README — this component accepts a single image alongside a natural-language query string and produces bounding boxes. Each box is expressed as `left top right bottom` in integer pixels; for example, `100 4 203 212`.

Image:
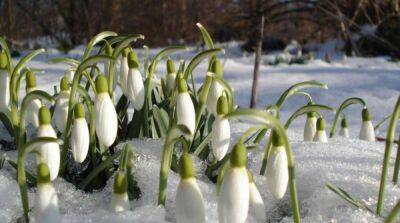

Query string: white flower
166 59 176 94
120 53 129 94
175 154 205 223
111 171 130 212
206 78 223 115
218 144 249 223
26 86 42 128
65 69 74 81
36 107 60 181
126 61 145 110
176 78 195 136
53 91 69 133
211 96 230 161
359 109 375 141
34 163 60 223
339 118 349 138
266 131 288 200
94 76 118 147
71 103 89 163
0 69 10 112
303 115 317 141
248 173 266 221
313 117 328 143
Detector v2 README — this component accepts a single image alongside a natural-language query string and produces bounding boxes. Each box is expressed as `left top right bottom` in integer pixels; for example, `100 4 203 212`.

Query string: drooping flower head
71 102 89 163
111 171 130 212
211 95 230 161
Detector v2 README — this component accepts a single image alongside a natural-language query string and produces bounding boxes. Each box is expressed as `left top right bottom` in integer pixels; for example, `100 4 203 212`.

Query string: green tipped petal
307 111 316 118
39 106 51 125
113 171 128 194
211 59 223 77
167 59 175 74
317 117 326 131
105 42 113 56
217 95 228 115
26 71 37 89
0 50 7 70
362 108 371 121
341 118 348 128
60 76 70 91
230 143 247 167
271 130 284 147
74 103 85 119
177 76 188 93
179 153 195 179
37 163 51 184
128 51 139 69
95 75 109 93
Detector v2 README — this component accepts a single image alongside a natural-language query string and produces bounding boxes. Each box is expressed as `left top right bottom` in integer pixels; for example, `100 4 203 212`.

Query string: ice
0 42 400 222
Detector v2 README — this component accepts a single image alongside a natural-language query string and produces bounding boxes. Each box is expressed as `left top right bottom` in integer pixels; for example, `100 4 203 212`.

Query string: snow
1 43 400 222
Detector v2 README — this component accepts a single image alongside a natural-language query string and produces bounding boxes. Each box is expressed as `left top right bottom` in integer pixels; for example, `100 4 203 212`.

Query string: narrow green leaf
196 23 214 49
184 48 224 80
0 112 14 137
284 104 334 129
83 31 118 59
47 57 80 67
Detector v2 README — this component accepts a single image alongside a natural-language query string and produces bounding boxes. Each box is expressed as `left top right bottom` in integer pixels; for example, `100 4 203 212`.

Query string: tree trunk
250 15 264 108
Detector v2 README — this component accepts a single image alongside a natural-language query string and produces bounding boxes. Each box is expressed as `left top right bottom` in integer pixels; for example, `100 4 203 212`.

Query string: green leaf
47 57 80 67
153 106 169 137
193 132 212 156
284 104 334 129
385 201 400 223
196 23 214 49
6 159 37 185
112 35 145 58
83 31 118 59
0 36 13 73
23 137 63 154
329 97 366 138
76 55 114 77
374 114 392 131
184 48 224 80
275 81 328 109
0 112 14 137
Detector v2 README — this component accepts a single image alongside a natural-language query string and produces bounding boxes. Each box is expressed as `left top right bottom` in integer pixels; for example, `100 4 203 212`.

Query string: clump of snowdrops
0 23 398 223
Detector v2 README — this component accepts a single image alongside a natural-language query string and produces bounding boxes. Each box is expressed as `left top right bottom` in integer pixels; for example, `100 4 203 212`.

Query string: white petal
34 183 60 223
359 121 375 141
206 80 223 115
249 182 266 221
37 125 60 181
339 127 349 138
303 116 316 141
266 146 288 200
177 92 196 136
52 92 69 133
120 57 129 94
94 93 118 147
175 178 206 223
27 98 42 128
0 71 10 112
110 192 130 212
71 118 90 163
211 116 230 160
218 167 249 223
166 72 176 93
313 130 328 142
127 68 145 110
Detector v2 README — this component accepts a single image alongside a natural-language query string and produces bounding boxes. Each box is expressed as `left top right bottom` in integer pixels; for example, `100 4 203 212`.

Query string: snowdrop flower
37 106 60 181
119 48 132 94
34 163 60 223
175 154 205 223
266 131 288 200
52 76 70 133
218 143 249 223
71 103 89 163
313 117 328 142
211 95 230 161
64 69 74 81
339 117 349 138
359 108 375 141
206 60 224 115
176 76 196 137
126 51 145 110
94 75 118 147
0 50 10 112
303 111 317 141
111 171 130 212
248 171 266 221
166 59 176 94
25 71 42 128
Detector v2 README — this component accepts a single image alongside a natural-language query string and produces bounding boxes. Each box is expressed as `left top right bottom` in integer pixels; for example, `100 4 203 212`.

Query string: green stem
260 134 272 175
384 201 400 223
376 96 400 215
17 152 29 221
393 133 400 183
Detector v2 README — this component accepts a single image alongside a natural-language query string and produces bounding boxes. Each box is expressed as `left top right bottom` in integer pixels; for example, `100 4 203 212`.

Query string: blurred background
1 0 400 58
